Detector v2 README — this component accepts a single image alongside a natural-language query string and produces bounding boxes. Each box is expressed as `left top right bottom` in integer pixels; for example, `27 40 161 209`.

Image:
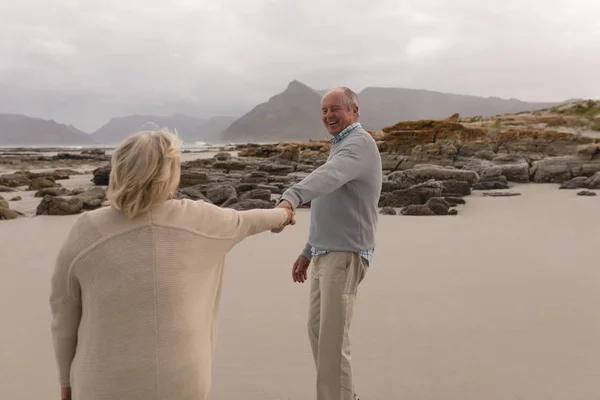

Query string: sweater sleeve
49 219 84 387
300 242 313 260
279 140 364 209
233 208 289 244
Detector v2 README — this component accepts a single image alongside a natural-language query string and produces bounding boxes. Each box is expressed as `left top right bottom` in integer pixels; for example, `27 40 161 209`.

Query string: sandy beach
2 183 600 399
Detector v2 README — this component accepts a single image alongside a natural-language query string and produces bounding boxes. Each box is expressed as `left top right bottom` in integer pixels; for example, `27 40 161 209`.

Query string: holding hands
272 200 295 233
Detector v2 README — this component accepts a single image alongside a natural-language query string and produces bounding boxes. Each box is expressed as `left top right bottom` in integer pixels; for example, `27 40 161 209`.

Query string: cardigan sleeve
49 217 85 387
232 208 289 244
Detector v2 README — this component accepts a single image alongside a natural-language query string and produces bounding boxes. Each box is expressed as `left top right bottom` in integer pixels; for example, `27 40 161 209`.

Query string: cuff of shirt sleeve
301 243 313 260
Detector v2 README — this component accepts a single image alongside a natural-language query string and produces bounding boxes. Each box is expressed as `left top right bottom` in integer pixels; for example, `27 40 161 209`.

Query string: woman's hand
61 386 72 400
272 205 295 233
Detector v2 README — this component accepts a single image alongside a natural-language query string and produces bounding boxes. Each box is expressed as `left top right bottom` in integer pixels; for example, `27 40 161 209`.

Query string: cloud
0 0 598 131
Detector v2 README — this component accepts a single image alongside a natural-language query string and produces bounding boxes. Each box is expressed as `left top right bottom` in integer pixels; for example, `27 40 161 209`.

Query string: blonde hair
107 128 182 219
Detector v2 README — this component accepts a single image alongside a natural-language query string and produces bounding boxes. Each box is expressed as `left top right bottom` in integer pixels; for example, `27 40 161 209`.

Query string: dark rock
257 184 282 194
257 163 295 175
389 165 479 187
400 205 435 216
9 196 22 201
36 195 84 216
76 187 107 210
0 206 23 220
0 198 8 209
482 192 521 197
179 170 210 188
35 187 70 197
0 185 18 192
472 181 510 190
213 160 248 171
559 176 589 189
295 164 315 173
242 171 270 184
444 196 466 206
178 185 213 203
441 180 471 196
577 190 597 196
268 176 293 184
240 189 272 202
235 183 259 193
28 177 58 190
531 156 581 183
379 206 397 215
228 199 275 210
448 209 459 215
82 149 106 156
213 152 232 161
92 165 111 185
425 197 450 215
379 180 443 208
585 172 600 189
0 173 30 187
206 185 238 206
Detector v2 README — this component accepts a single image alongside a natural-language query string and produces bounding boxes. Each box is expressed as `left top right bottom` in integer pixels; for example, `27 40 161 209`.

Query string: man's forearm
280 145 362 208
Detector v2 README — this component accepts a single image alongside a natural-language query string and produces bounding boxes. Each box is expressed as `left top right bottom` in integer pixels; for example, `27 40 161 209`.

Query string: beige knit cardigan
49 199 288 400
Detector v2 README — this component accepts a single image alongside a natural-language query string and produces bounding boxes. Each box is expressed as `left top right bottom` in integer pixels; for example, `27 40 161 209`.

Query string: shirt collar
330 122 361 145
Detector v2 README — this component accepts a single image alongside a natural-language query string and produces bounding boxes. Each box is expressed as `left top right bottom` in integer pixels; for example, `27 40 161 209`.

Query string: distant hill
91 114 237 145
221 80 324 143
220 81 560 142
0 114 94 146
357 87 558 131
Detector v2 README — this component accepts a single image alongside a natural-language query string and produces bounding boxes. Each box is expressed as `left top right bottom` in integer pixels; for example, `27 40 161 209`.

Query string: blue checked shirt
310 122 375 263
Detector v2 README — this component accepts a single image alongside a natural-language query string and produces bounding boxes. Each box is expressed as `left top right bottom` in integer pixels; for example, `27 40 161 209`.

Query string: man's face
321 90 358 136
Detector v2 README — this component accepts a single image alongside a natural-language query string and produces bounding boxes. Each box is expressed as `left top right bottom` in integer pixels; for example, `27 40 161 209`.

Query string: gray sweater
280 126 382 259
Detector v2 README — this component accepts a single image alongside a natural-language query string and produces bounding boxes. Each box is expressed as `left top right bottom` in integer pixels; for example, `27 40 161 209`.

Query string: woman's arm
233 207 293 244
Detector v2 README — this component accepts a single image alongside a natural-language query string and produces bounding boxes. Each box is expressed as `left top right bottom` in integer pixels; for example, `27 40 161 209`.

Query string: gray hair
323 86 360 118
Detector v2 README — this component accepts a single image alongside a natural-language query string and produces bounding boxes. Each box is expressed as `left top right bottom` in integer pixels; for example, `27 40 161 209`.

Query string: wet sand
2 184 600 399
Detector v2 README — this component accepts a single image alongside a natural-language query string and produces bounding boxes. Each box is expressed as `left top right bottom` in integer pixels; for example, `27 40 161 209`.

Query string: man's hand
61 386 72 400
292 255 310 283
271 200 295 233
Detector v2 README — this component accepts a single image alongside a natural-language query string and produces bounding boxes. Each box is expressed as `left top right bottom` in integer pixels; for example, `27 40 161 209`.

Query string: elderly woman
49 129 295 400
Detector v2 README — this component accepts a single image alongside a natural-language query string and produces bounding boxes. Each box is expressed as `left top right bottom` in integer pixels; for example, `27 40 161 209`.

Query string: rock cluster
0 195 24 220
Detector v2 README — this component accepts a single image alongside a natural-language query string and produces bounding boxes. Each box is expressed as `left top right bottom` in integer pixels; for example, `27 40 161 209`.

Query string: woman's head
107 128 182 219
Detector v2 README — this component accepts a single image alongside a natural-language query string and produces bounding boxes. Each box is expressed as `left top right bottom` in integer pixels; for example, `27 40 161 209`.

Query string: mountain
91 114 205 145
91 114 238 145
220 81 560 142
0 114 94 146
356 87 558 131
221 80 324 143
194 116 238 143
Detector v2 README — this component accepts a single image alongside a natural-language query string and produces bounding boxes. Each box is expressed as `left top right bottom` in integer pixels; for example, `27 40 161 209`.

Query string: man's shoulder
337 127 379 153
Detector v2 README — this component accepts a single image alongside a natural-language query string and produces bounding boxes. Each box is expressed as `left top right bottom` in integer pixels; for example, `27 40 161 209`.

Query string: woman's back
51 198 288 400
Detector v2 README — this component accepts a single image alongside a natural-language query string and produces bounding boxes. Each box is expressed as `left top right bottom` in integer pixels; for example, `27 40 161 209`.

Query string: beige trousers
308 251 368 400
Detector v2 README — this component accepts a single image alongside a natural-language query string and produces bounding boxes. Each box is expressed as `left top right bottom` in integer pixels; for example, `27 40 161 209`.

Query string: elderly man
275 87 382 400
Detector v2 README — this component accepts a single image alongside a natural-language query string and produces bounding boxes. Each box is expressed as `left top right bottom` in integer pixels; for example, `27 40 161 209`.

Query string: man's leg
313 252 367 400
308 257 321 366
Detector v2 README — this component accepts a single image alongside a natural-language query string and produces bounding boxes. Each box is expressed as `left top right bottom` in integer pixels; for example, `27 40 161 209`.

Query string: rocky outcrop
36 187 107 216
0 185 17 192
380 206 397 215
28 177 59 190
378 180 443 208
92 165 111 185
0 170 69 188
35 187 70 197
388 165 479 187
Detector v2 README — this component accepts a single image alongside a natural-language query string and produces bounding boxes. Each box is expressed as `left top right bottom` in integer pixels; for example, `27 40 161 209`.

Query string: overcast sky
0 0 599 131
